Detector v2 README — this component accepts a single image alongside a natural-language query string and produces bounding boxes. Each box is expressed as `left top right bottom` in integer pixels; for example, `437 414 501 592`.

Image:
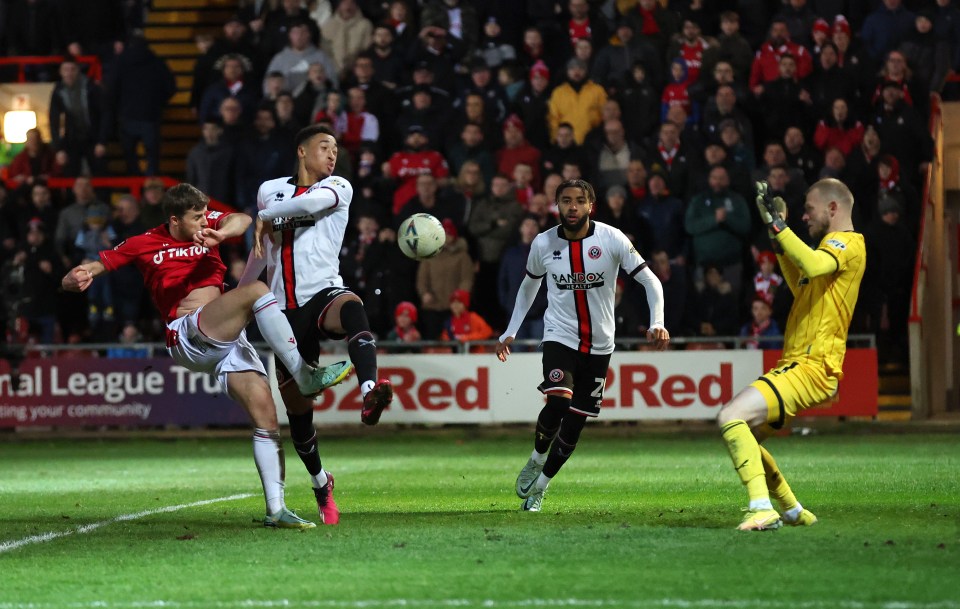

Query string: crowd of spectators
1 0 947 366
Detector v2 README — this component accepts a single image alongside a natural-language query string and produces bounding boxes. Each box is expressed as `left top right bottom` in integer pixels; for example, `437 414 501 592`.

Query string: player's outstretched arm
496 274 543 362
258 178 350 221
62 261 106 292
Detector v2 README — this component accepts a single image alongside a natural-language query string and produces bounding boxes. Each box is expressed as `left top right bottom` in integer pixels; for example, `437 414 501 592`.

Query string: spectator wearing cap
416 218 475 339
263 21 338 96
636 170 686 263
467 173 524 328
458 57 508 123
877 154 919 233
899 9 951 94
75 204 117 327
547 57 607 145
387 301 422 347
441 288 494 345
397 61 453 113
369 23 404 88
496 114 542 191
861 0 915 61
831 15 869 78
591 19 660 91
752 250 783 302
862 191 914 364
320 0 372 77
749 19 813 94
384 124 451 215
810 18 831 57
421 0 480 55
775 0 818 47
511 60 552 150
477 16 517 69
198 54 260 125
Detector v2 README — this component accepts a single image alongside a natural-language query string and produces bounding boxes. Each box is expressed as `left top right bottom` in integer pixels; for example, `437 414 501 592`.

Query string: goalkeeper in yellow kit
717 178 866 531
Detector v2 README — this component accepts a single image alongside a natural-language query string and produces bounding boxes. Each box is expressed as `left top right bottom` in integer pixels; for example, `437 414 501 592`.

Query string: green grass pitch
0 429 957 609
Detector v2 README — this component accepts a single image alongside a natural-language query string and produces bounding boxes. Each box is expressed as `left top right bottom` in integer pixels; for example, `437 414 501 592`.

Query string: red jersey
568 18 591 47
99 210 230 323
388 149 450 214
679 39 709 83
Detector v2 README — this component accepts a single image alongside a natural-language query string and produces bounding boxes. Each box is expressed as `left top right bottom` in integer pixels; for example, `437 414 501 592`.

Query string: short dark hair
555 179 596 205
162 183 209 220
294 124 336 148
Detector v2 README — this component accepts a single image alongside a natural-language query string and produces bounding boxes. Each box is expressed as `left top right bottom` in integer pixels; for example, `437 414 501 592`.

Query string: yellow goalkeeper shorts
750 360 839 430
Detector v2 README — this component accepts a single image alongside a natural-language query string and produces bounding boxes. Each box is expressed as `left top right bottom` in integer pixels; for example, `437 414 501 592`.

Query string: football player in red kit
62 183 351 530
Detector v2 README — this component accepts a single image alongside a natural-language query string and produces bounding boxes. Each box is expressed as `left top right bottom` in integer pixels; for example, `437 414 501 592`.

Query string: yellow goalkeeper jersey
776 230 866 380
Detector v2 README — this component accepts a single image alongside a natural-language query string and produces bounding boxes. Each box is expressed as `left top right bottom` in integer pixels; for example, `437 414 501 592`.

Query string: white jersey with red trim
256 175 353 310
526 222 649 355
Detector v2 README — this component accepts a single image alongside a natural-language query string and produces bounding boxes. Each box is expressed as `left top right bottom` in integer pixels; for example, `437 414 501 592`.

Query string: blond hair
808 178 854 210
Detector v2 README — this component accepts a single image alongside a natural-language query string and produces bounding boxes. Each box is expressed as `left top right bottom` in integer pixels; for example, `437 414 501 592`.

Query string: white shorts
166 307 266 392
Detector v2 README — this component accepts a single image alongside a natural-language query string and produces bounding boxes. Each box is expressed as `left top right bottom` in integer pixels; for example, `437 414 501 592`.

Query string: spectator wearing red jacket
749 19 813 94
496 114 542 191
813 98 864 156
442 289 494 344
385 124 450 215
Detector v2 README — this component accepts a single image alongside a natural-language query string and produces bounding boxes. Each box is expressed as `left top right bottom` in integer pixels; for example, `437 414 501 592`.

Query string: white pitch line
0 493 255 555
1 600 959 609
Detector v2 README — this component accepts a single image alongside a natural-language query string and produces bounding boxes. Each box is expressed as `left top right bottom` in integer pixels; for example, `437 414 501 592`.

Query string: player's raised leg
523 411 587 512
283 388 339 525
226 370 315 529
202 282 350 396
717 386 781 531
321 293 393 425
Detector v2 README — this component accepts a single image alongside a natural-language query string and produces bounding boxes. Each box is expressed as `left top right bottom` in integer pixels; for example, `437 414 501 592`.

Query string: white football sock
534 472 552 492
749 498 774 511
360 380 375 397
530 449 547 465
252 293 310 388
311 470 328 489
783 503 804 522
253 428 285 514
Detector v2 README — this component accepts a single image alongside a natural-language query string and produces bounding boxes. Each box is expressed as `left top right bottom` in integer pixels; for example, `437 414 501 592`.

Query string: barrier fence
0 337 878 429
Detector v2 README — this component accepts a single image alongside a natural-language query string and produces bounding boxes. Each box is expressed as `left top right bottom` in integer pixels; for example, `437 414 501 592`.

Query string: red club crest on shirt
588 246 602 259
549 369 564 382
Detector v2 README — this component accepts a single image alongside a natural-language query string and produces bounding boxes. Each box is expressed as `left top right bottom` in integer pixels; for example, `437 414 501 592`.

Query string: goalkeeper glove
755 181 788 235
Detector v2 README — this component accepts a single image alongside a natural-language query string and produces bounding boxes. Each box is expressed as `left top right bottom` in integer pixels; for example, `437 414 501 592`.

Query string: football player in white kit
496 179 671 512
242 124 393 524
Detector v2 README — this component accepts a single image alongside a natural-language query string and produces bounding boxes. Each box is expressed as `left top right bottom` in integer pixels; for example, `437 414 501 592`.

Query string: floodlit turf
0 429 958 609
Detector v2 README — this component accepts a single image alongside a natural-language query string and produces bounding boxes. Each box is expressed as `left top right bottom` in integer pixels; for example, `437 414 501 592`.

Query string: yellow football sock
759 445 798 511
721 419 768 502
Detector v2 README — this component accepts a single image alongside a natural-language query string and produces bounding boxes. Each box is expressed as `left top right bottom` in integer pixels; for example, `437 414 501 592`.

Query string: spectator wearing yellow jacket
547 58 608 145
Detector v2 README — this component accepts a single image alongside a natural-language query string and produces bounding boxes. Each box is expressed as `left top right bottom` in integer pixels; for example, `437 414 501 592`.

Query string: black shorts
538 341 611 417
275 286 356 387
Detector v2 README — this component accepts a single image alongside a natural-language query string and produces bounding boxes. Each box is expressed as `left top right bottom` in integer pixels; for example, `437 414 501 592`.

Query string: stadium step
139 0 238 180
876 363 911 421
